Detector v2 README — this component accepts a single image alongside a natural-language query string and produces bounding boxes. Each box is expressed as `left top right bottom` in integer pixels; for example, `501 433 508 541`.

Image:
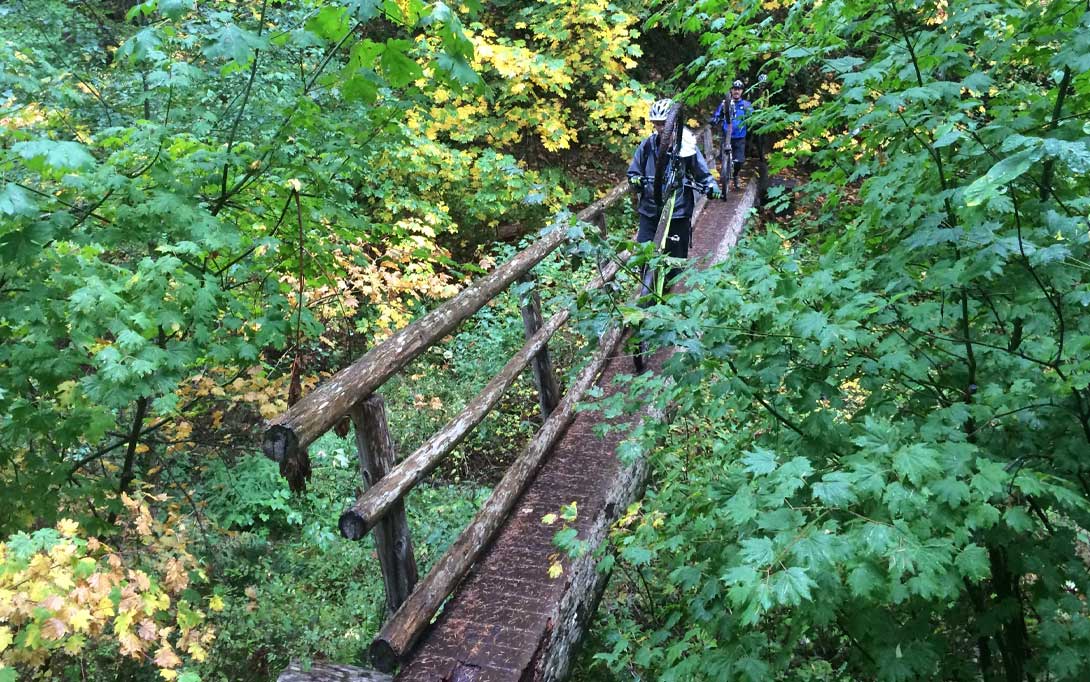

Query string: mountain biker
627 98 720 264
712 80 753 190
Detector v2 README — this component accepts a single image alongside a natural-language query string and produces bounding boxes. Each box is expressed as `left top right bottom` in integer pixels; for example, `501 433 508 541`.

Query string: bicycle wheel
720 136 732 191
653 103 684 207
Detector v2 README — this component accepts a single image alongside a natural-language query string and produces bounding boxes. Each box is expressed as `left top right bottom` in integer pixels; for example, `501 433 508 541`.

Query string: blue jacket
713 98 753 139
627 133 717 219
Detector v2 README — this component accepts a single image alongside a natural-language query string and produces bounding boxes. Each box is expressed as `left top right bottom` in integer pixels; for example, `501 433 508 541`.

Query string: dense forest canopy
2 0 1090 680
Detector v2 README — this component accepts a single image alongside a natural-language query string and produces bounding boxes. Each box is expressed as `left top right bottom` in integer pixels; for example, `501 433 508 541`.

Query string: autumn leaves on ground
4 0 1090 681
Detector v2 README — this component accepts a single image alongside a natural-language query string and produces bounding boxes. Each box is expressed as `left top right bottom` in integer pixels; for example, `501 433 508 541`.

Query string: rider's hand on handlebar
628 176 644 191
707 185 723 200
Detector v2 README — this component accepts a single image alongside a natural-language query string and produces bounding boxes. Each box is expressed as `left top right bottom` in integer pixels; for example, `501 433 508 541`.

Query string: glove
707 185 722 200
628 176 644 191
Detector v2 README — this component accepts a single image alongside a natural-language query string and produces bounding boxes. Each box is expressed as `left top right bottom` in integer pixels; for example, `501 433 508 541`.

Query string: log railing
261 178 633 672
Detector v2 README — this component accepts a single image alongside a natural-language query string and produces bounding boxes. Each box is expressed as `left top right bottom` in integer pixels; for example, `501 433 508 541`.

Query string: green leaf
435 51 480 86
954 543 990 582
621 545 653 565
931 477 970 507
740 537 774 567
307 6 350 42
347 0 382 20
847 563 881 597
812 472 857 505
741 448 777 476
1003 506 1035 532
892 444 941 486
0 183 37 216
770 566 814 605
381 40 424 88
13 140 96 173
159 0 193 19
205 24 266 68
964 148 1041 207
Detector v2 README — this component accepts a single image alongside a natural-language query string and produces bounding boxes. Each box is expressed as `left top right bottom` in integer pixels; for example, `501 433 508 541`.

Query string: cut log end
263 424 300 463
339 509 369 541
368 639 399 674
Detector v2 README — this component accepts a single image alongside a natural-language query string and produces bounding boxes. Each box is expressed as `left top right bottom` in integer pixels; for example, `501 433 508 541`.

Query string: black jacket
627 133 717 219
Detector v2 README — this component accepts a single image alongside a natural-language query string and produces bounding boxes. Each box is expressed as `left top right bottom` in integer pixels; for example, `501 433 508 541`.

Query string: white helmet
648 98 674 122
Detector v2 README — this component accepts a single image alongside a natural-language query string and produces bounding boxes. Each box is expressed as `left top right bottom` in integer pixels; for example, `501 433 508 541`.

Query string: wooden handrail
262 180 630 470
337 256 627 540
368 319 628 672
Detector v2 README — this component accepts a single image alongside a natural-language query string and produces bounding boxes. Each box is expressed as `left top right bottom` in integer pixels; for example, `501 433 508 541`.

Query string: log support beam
518 277 561 421
351 395 418 617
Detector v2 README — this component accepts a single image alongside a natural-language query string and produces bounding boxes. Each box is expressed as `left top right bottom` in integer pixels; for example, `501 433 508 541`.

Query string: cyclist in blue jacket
627 98 720 261
712 80 753 190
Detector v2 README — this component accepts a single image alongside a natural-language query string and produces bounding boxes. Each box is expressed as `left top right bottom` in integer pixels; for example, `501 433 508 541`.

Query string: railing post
350 395 418 617
592 211 608 239
518 277 561 420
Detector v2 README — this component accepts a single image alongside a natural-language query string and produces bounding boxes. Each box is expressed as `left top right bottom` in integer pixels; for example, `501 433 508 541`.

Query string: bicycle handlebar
633 175 716 197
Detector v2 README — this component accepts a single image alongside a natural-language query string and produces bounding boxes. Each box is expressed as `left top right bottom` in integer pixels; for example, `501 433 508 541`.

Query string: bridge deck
394 183 757 682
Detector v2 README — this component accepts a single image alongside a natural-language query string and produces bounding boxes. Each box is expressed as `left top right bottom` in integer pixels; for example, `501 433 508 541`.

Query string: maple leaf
63 633 86 655
164 559 189 593
119 632 146 657
132 570 152 592
40 595 65 612
57 519 80 537
68 609 92 633
42 617 68 641
138 619 158 641
154 644 182 669
187 642 208 662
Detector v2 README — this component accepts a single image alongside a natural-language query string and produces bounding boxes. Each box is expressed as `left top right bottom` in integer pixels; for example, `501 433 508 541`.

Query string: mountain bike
712 99 734 191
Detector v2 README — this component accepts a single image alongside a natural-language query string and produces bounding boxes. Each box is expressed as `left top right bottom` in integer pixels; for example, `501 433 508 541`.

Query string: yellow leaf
188 642 208 662
208 595 225 612
0 625 12 652
541 513 558 526
159 670 179 681
57 518 80 537
63 633 86 655
547 562 563 579
114 610 134 635
69 608 92 633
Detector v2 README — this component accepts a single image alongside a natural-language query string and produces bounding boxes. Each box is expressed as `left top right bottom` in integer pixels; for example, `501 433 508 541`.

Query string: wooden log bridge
267 129 763 682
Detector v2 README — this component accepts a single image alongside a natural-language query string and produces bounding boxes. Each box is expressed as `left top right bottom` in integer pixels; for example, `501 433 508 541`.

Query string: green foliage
0 0 636 533
580 0 1090 680
0 0 654 678
195 437 490 681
